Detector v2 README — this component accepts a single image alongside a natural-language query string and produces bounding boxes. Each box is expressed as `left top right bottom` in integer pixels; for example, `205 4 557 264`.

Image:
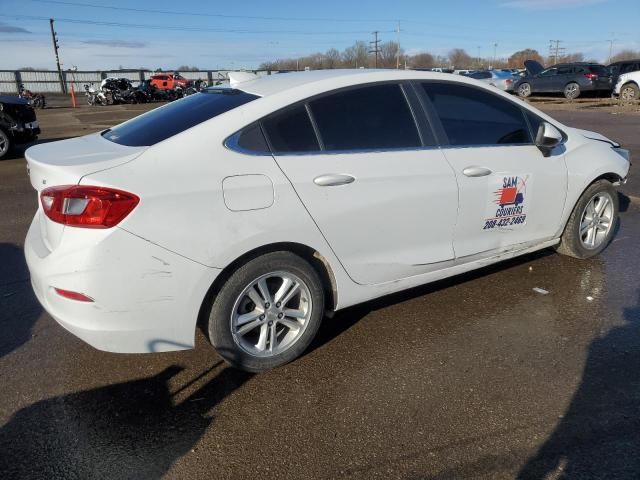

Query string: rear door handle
313 174 356 187
462 166 492 177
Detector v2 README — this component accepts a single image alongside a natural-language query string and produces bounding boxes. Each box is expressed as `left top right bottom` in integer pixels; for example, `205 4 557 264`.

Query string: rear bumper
25 212 220 353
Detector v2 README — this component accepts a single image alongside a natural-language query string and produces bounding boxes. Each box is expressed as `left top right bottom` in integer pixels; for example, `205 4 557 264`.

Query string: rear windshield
588 65 609 76
102 89 258 147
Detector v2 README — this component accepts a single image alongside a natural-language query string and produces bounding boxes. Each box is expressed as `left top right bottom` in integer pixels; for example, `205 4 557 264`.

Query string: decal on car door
483 174 530 231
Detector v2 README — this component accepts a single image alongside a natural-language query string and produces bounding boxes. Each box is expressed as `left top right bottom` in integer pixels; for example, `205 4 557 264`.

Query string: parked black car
0 96 40 160
607 58 640 85
514 60 612 99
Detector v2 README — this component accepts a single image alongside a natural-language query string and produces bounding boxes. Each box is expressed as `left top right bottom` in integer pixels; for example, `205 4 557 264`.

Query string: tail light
584 73 599 81
41 185 139 228
505 79 513 85
54 288 94 302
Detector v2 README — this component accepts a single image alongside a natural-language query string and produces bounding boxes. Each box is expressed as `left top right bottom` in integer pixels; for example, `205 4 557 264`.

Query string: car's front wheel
208 251 325 372
556 180 618 259
564 82 581 99
0 129 11 160
620 82 639 102
517 82 532 97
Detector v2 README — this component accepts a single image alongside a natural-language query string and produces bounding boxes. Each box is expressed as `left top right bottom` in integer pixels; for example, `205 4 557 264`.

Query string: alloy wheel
621 86 637 102
0 130 9 157
579 192 614 249
230 271 313 357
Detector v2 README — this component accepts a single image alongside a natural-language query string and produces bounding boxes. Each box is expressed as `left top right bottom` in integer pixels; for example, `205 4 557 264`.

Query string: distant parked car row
448 59 640 100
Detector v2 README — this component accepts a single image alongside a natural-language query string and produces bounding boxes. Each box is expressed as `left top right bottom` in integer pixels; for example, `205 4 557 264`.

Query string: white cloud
502 0 607 9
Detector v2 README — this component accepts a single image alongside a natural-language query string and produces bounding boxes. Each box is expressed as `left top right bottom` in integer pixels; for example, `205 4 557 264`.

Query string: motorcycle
84 83 108 106
193 78 208 92
18 84 46 109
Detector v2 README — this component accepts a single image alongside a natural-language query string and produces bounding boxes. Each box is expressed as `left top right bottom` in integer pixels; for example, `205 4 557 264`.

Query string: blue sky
0 0 638 70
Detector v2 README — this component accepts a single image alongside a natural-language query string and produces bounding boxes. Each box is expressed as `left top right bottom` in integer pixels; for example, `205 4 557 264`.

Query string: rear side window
102 89 258 147
308 84 421 151
233 122 269 154
262 105 320 153
422 82 531 146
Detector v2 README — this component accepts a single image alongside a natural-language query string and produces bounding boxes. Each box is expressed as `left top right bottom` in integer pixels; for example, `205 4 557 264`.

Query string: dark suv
0 95 40 159
608 59 640 85
514 60 612 99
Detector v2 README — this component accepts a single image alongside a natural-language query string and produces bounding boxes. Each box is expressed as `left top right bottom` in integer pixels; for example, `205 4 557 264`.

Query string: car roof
234 69 465 97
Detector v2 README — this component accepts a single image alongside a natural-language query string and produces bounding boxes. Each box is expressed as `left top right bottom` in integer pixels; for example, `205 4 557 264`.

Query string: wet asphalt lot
1 101 640 479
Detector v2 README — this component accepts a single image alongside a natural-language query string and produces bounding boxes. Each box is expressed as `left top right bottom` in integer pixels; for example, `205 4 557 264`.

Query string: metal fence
0 69 273 94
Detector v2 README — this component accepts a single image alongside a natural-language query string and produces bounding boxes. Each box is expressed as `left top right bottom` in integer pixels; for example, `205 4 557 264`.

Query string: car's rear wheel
0 129 11 159
556 180 618 259
208 251 325 372
564 82 581 99
517 82 531 97
620 82 639 102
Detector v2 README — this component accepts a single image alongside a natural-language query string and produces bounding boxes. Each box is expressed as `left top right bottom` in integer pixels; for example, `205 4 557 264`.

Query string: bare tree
610 50 640 62
409 52 435 69
324 49 342 69
342 41 369 68
448 48 472 68
378 41 403 68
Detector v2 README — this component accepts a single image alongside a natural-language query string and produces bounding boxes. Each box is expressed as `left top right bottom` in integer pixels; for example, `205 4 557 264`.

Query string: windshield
102 89 258 147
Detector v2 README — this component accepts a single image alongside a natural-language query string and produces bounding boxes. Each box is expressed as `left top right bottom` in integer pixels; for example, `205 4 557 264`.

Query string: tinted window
103 89 258 147
234 122 269 154
540 68 558 76
557 66 574 75
588 65 609 76
422 82 531 146
469 71 491 79
262 105 319 153
526 111 543 139
309 84 421 151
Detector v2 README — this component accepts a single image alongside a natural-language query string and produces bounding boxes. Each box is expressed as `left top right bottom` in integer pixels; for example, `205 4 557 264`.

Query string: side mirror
535 122 564 157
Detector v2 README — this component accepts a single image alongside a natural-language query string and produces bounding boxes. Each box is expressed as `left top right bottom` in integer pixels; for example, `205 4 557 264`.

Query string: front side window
102 89 258 147
422 82 531 146
262 105 320 153
308 83 421 151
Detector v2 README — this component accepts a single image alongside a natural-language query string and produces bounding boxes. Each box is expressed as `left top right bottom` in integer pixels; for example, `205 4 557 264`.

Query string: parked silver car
466 70 519 92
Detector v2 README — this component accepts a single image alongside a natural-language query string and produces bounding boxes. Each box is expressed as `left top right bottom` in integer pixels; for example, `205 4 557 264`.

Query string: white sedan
24 69 630 371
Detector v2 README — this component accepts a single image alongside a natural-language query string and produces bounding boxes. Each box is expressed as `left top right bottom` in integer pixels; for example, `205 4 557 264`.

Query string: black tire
564 82 580 99
208 251 325 372
556 180 618 259
517 82 532 98
0 128 11 160
620 82 639 102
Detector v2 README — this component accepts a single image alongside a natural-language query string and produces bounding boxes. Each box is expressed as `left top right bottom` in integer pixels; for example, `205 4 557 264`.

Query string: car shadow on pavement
0 361 252 479
517 290 640 479
310 248 556 356
0 243 41 358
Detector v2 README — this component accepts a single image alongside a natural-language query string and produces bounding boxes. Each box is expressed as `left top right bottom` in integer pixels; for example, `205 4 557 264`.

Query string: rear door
266 82 460 285
418 81 567 260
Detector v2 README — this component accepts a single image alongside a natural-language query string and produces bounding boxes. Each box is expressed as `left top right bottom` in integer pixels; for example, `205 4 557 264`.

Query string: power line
1 14 392 36
549 40 565 64
33 0 396 23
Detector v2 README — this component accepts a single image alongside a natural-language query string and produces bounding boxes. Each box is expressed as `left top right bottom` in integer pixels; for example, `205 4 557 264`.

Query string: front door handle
462 166 492 177
313 174 356 187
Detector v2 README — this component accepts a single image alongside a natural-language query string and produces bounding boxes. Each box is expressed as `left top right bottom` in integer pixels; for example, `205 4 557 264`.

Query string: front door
263 82 460 285
418 81 567 260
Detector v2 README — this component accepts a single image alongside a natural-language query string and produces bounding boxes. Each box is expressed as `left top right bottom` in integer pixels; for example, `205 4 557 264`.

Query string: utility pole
492 43 498 69
607 38 616 64
369 31 381 68
549 40 565 65
49 18 66 93
476 46 481 68
396 21 401 70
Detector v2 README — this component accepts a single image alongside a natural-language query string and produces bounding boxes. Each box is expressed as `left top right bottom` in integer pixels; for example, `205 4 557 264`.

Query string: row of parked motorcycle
84 77 209 106
17 84 46 109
